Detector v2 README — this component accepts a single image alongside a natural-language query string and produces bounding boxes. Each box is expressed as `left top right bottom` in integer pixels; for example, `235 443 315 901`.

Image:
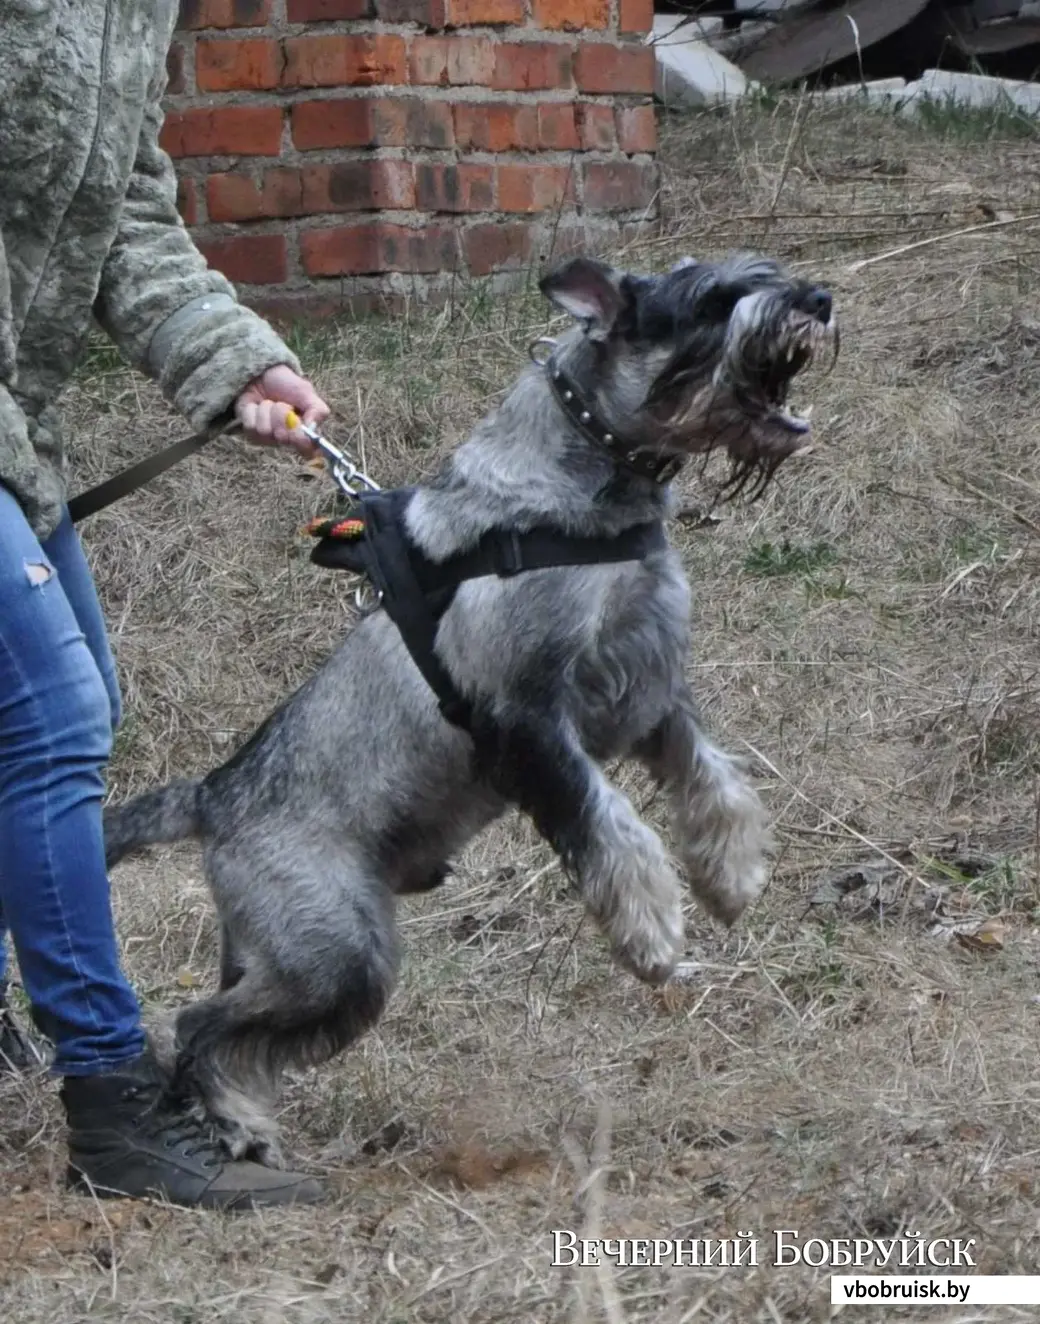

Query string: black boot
61 1053 324 1211
0 986 46 1073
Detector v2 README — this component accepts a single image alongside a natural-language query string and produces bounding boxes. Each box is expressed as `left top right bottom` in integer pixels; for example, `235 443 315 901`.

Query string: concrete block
650 12 723 42
814 77 910 107
651 16 755 108
902 68 1040 116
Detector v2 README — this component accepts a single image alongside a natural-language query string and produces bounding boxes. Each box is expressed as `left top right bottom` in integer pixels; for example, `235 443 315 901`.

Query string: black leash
67 417 237 524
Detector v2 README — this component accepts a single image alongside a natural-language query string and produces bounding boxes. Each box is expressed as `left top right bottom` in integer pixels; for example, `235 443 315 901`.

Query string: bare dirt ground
5 96 1040 1322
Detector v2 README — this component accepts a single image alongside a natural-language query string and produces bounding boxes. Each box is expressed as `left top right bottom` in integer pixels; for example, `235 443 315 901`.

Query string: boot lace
119 1079 227 1165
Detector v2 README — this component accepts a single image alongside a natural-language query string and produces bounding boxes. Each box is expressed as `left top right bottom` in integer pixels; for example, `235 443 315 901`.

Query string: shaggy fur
104 253 837 1166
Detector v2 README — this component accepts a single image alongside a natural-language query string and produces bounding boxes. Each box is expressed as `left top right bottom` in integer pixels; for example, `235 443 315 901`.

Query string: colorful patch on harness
303 515 365 541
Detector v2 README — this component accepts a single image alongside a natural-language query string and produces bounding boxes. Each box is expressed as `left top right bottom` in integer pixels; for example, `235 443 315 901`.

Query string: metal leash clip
287 411 382 613
286 412 381 500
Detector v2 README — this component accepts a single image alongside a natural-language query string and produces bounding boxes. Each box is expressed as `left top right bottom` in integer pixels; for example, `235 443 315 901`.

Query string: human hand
234 364 330 457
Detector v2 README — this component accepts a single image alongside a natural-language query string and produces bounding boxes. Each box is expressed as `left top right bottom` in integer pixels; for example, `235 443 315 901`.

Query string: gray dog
104 252 836 1166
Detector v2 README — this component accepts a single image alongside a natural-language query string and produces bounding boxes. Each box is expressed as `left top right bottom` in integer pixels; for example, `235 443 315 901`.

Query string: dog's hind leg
635 692 771 925
171 850 400 1166
472 708 684 985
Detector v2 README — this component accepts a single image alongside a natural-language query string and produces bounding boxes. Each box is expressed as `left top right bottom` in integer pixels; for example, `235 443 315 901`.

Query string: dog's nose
801 287 832 324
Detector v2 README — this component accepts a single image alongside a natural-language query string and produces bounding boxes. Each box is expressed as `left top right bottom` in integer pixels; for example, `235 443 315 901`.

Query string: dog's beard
646 307 837 502
721 298 836 437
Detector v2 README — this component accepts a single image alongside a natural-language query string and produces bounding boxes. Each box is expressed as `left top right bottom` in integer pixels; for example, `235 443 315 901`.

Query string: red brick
286 0 372 18
178 0 272 25
294 98 376 149
574 44 654 94
166 42 187 94
379 224 457 273
616 104 656 154
160 106 284 157
302 161 416 213
301 227 378 277
618 0 654 33
176 178 198 226
407 36 447 84
576 102 615 150
301 223 457 275
408 35 495 85
404 99 456 147
445 0 524 24
538 103 579 150
583 160 657 212
453 103 537 151
415 163 495 212
497 164 573 213
378 0 446 20
196 38 282 91
198 234 288 286
206 170 305 222
492 42 572 91
293 98 394 148
532 0 608 30
283 35 407 87
462 222 532 276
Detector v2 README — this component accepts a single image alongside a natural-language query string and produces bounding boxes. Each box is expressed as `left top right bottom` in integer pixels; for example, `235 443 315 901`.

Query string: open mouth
760 315 835 436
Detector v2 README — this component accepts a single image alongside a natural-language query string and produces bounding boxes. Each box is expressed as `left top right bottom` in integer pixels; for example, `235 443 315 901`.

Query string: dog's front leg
635 693 771 925
472 709 684 984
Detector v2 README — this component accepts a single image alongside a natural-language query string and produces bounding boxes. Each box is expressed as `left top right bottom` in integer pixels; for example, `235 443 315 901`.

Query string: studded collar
540 349 686 487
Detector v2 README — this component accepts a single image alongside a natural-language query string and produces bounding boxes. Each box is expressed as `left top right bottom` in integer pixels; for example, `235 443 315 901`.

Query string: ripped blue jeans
0 484 144 1075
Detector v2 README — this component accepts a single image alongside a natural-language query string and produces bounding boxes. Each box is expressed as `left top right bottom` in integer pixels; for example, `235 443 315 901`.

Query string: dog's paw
245 1136 288 1170
612 898 685 986
217 1119 286 1169
682 817 770 926
579 791 686 983
689 852 768 927
675 757 772 925
602 840 686 984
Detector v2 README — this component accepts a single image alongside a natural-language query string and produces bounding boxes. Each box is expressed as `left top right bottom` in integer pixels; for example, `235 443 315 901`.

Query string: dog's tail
104 779 203 868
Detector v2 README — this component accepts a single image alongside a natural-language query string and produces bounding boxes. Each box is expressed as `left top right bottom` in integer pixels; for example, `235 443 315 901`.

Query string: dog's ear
538 258 629 340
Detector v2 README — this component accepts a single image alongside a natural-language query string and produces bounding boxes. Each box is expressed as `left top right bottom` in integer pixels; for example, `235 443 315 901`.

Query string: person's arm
92 86 324 445
0 237 40 506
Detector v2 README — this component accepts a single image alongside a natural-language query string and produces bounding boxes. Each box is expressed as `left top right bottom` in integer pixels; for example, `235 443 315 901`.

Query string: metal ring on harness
528 336 557 366
355 583 382 614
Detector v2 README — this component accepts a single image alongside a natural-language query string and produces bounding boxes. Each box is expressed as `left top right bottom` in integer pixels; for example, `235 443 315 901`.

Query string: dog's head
538 252 838 499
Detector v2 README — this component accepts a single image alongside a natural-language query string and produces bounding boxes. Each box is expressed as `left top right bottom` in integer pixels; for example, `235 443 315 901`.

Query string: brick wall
163 0 658 314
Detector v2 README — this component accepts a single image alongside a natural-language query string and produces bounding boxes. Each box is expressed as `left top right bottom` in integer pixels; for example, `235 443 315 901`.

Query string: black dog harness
66 345 680 738
307 487 667 733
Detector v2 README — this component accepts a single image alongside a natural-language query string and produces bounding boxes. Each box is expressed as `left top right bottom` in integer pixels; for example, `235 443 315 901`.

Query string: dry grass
5 96 1040 1320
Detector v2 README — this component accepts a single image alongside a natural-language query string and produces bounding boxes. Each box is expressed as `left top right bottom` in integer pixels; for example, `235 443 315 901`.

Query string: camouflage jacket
1 1 300 539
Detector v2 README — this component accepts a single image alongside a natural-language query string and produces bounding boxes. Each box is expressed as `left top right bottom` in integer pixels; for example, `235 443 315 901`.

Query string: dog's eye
706 288 744 319
676 284 745 329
